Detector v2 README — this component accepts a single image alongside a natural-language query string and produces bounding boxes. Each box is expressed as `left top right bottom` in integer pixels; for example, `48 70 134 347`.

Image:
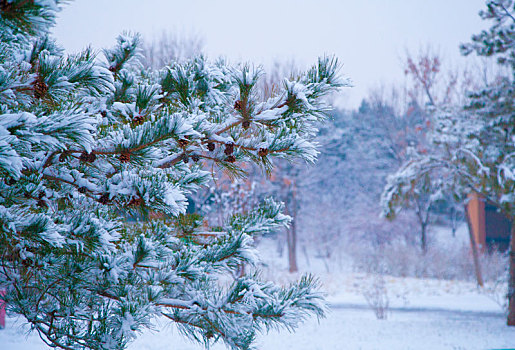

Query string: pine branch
0 4 342 347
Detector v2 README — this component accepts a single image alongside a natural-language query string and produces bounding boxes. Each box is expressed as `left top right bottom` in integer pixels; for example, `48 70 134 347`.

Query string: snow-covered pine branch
0 1 346 349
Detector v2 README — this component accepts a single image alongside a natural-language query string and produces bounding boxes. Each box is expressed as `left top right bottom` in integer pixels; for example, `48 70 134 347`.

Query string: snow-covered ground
2 301 513 350
2 225 514 349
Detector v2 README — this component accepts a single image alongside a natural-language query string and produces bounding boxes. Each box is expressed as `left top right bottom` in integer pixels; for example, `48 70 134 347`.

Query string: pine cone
80 152 96 163
178 139 189 148
88 153 97 162
191 154 200 162
100 110 108 118
133 115 145 125
224 143 234 155
225 155 236 163
33 77 48 99
98 193 111 204
119 152 131 163
78 187 87 194
242 120 250 129
127 196 143 207
37 199 47 208
258 148 269 157
59 152 67 162
207 142 215 152
0 0 12 11
79 152 89 162
234 100 242 111
182 154 189 163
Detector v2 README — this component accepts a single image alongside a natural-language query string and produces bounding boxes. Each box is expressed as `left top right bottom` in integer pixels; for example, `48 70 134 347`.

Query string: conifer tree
0 1 346 348
381 0 515 325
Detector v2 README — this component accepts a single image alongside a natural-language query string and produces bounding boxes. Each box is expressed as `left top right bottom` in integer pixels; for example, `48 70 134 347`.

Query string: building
466 193 512 252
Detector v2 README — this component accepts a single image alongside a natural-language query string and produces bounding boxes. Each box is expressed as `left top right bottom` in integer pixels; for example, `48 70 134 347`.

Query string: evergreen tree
381 0 515 325
0 1 346 349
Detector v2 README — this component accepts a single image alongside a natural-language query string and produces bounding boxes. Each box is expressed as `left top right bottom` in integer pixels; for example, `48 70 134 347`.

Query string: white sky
52 0 488 109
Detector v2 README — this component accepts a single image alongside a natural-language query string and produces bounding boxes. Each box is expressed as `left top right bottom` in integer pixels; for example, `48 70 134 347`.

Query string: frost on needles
0 1 347 349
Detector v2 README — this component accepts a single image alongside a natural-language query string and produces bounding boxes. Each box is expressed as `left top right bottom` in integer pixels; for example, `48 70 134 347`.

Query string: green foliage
0 2 345 349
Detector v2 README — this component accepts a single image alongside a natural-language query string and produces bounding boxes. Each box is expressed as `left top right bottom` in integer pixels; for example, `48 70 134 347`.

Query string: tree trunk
415 201 429 254
420 222 427 253
287 223 298 273
285 188 298 273
508 223 515 326
302 245 311 267
450 206 457 237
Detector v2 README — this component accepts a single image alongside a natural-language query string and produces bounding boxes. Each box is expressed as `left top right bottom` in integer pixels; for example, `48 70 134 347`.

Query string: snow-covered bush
348 234 508 283
362 274 389 320
0 2 346 349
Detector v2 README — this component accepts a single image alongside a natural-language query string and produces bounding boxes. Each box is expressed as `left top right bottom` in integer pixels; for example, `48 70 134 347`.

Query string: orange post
466 193 486 251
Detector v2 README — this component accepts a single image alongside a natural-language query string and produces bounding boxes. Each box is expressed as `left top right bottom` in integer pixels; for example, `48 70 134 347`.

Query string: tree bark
287 220 298 273
508 222 515 326
415 199 430 254
285 187 298 273
421 222 427 253
450 206 458 237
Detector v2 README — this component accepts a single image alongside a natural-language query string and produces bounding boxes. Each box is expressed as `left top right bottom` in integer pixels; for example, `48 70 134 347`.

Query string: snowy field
2 299 513 350
2 225 515 350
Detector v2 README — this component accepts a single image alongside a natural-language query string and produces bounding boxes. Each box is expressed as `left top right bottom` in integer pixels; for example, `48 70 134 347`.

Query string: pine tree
458 0 515 325
381 0 515 325
0 1 346 349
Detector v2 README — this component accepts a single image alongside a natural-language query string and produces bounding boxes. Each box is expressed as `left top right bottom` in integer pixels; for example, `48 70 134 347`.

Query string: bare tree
141 30 205 69
381 48 481 252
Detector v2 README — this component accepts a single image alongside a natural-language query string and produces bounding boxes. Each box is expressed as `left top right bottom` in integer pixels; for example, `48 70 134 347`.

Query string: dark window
485 202 512 252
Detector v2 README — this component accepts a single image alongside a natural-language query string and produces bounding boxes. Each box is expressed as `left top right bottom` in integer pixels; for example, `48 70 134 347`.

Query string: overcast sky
52 0 488 109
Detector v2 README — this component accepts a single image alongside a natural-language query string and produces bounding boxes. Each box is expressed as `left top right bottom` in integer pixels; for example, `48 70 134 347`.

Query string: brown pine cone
258 148 269 157
178 139 189 148
207 142 215 152
80 152 97 163
119 152 131 163
78 187 87 194
33 77 48 99
242 120 251 129
191 154 200 162
127 197 143 207
0 0 12 11
79 152 89 162
133 115 145 125
98 193 111 204
234 100 242 111
224 143 234 155
225 155 236 163
88 153 97 162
